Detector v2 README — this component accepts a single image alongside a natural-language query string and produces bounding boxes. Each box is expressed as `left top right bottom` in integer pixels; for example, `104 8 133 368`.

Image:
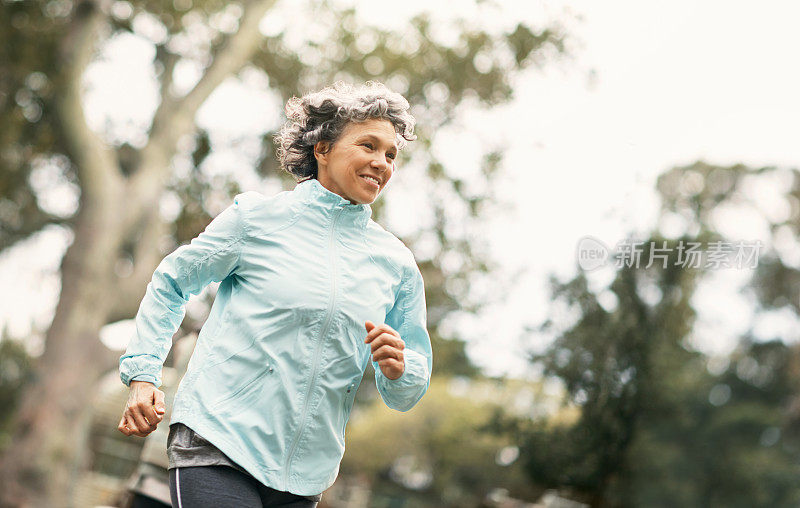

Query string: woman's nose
371 156 390 172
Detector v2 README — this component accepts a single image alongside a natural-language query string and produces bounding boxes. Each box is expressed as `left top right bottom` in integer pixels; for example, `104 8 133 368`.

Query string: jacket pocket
340 381 357 438
209 361 273 414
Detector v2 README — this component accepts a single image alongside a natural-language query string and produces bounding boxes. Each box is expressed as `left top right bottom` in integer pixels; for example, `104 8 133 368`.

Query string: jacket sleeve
119 194 251 388
373 260 433 412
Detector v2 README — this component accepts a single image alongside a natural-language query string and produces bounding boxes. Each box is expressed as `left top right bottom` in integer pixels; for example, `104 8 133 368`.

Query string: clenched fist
364 320 405 380
118 380 166 437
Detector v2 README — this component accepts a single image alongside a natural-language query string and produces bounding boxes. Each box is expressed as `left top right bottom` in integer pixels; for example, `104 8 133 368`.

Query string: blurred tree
655 162 800 316
513 239 704 506
341 377 547 507
621 336 800 507
509 162 800 507
0 0 568 505
0 332 34 448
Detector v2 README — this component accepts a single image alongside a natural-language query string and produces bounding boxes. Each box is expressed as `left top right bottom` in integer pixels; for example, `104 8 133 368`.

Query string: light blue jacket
119 178 433 496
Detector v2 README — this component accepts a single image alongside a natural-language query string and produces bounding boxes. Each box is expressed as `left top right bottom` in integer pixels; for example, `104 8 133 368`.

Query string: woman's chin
353 189 379 204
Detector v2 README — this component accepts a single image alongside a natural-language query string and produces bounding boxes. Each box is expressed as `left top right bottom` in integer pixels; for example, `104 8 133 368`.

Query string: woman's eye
362 143 373 149
387 153 396 160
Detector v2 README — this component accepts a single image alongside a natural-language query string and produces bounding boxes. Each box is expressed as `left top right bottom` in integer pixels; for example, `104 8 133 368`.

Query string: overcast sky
2 0 799 379
457 1 800 377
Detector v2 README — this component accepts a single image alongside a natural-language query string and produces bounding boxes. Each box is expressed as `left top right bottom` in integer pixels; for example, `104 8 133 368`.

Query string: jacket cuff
379 348 428 386
128 374 159 387
375 349 430 411
119 354 163 388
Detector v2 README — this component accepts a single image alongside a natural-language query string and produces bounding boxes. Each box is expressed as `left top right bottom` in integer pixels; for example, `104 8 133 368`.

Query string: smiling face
314 118 399 205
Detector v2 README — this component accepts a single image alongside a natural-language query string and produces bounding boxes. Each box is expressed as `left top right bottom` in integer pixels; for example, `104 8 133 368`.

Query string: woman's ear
313 140 330 165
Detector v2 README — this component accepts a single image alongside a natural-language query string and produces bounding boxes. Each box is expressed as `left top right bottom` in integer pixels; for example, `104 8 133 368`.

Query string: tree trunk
0 190 126 508
0 1 281 504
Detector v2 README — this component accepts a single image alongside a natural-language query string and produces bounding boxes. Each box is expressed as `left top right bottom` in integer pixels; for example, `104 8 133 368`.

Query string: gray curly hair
275 81 417 181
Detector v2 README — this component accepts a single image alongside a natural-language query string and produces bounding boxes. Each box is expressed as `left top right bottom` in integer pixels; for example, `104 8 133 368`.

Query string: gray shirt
167 422 323 502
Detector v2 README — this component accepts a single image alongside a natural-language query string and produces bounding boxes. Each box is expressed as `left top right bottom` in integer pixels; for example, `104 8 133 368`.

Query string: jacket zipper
284 206 344 485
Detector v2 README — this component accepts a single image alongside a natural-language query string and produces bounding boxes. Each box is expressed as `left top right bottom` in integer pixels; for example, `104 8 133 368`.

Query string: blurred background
1 0 800 506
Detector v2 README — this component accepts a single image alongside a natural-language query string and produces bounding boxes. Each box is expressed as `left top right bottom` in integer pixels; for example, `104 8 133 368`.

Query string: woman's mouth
360 175 380 189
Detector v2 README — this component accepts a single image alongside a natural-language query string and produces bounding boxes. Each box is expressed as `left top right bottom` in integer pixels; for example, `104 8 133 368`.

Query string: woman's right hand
118 380 167 437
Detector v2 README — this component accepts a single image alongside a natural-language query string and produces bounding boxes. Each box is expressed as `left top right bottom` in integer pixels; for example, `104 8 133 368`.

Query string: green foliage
0 335 34 451
0 1 74 250
517 163 800 506
342 377 543 507
657 162 800 314
515 248 700 503
429 331 482 378
623 339 800 507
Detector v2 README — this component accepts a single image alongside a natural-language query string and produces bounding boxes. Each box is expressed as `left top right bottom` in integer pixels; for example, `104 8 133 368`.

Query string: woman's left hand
364 321 405 380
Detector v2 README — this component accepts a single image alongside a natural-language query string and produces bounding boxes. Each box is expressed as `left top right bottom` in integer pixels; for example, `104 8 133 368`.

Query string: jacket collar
293 178 372 229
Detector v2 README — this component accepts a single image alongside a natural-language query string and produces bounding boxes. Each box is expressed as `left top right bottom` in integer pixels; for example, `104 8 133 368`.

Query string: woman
117 81 433 507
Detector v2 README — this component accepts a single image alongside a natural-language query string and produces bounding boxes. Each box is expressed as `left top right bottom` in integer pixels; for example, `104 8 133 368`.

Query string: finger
370 332 406 351
369 332 404 352
125 414 145 437
129 406 152 434
154 390 167 415
124 413 147 437
373 324 399 340
369 332 394 352
137 400 161 429
378 357 403 369
139 400 162 428
365 320 376 333
365 323 398 342
365 322 384 341
118 416 131 436
378 358 405 378
372 344 403 363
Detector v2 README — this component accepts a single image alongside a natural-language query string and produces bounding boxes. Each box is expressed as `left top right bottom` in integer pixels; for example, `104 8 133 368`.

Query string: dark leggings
168 466 319 508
